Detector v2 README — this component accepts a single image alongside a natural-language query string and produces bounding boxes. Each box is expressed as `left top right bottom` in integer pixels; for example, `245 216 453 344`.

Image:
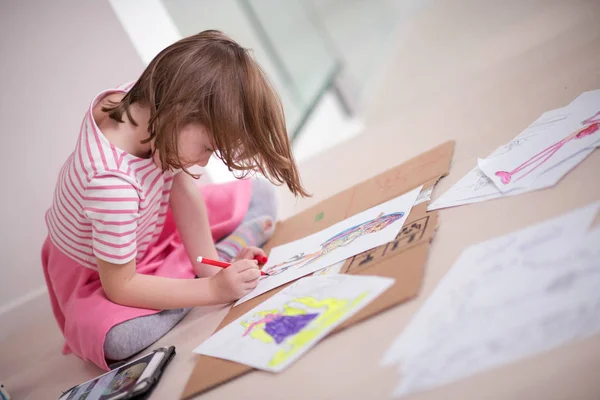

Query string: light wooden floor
2 0 600 399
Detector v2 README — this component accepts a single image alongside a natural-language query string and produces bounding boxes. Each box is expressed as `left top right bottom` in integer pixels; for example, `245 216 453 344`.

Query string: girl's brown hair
103 30 308 197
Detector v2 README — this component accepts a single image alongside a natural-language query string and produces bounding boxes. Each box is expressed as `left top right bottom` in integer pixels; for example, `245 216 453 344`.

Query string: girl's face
152 122 215 169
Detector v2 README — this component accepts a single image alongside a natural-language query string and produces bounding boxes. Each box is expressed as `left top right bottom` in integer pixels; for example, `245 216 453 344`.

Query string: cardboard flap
181 141 454 399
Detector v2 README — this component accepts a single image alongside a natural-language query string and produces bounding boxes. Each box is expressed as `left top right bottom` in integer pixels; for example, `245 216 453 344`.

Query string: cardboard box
181 141 455 399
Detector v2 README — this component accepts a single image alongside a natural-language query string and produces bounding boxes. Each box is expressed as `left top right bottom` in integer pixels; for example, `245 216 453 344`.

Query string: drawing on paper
472 170 494 190
263 212 404 277
312 261 345 276
489 137 532 158
240 293 368 368
490 112 570 159
195 274 395 371
234 188 419 307
495 110 600 184
347 215 431 273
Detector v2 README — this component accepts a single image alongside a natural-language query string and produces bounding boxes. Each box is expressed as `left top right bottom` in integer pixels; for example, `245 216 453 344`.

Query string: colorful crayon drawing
495 110 600 185
240 293 368 368
263 211 405 277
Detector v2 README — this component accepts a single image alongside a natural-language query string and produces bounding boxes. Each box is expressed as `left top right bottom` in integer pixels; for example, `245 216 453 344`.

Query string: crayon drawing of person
263 211 404 277
495 110 600 185
240 293 367 368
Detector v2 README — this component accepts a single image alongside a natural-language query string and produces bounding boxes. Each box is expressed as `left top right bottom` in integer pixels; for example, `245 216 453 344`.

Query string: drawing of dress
240 293 367 368
264 211 405 276
495 110 600 185
263 313 319 344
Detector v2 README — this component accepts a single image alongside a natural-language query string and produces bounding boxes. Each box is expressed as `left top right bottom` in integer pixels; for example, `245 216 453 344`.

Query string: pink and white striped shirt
45 86 175 269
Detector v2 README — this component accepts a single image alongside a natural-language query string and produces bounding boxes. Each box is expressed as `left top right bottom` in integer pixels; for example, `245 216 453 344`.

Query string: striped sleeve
82 175 140 264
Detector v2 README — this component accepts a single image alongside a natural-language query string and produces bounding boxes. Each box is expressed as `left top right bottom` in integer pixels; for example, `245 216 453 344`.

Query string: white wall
110 0 307 185
0 0 144 327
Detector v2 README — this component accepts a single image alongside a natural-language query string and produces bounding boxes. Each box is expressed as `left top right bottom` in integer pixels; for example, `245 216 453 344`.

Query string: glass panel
243 0 339 109
307 0 404 100
162 0 304 133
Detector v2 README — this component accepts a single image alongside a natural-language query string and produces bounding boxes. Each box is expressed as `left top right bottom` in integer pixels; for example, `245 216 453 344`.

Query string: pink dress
41 84 252 370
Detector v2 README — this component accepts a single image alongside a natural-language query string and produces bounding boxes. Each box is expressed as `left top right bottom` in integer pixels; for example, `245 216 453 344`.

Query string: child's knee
248 178 278 221
104 308 189 361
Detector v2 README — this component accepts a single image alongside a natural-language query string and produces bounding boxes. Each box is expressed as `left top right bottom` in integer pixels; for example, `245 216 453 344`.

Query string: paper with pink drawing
235 186 422 306
428 107 590 210
478 90 600 192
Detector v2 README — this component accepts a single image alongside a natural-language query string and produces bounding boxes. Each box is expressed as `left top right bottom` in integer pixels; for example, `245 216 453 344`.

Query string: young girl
41 30 308 370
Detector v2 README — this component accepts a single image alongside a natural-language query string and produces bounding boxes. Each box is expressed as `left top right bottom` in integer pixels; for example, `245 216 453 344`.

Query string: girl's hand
233 246 267 262
209 259 260 302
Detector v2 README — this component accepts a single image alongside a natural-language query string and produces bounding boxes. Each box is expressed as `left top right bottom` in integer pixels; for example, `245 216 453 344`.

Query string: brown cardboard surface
181 141 454 399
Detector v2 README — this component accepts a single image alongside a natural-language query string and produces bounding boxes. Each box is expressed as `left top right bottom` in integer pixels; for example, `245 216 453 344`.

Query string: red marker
196 255 269 276
255 255 268 265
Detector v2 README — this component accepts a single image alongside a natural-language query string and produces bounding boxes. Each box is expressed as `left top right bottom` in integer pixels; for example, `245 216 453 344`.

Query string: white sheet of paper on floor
312 260 346 276
414 187 433 206
311 186 429 279
235 186 422 306
380 201 600 398
428 148 594 210
478 90 600 192
429 90 600 211
194 274 394 372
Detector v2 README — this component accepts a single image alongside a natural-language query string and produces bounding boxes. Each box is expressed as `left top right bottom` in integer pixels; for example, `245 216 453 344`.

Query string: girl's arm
97 257 260 309
169 172 221 277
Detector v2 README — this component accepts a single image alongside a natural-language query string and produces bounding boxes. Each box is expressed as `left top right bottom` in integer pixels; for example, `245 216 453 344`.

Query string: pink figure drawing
495 110 600 184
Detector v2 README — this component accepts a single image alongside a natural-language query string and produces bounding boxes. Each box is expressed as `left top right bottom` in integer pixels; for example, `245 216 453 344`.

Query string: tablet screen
59 352 154 400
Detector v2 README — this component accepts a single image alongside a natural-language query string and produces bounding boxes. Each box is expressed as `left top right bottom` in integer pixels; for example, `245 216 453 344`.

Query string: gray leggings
104 179 277 361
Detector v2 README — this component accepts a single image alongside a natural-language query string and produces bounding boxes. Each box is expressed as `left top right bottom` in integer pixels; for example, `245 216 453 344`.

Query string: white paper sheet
428 148 595 210
478 90 600 192
414 187 433 206
380 202 600 398
235 186 422 305
428 106 592 211
195 274 394 372
312 260 345 276
430 91 600 211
